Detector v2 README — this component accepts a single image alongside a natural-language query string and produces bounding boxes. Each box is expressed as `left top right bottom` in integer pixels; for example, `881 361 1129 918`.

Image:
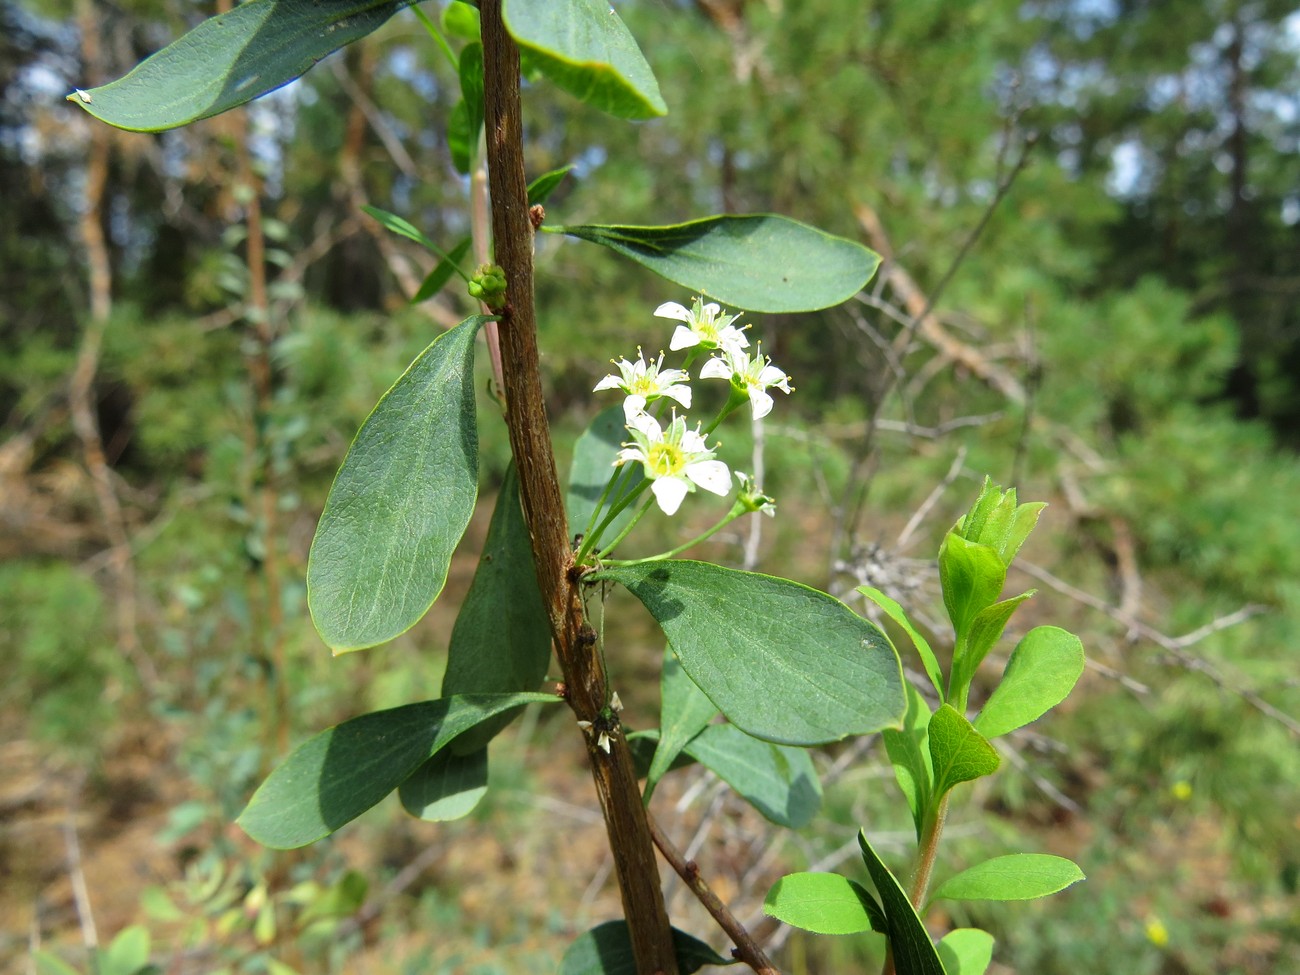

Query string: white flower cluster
592 297 791 516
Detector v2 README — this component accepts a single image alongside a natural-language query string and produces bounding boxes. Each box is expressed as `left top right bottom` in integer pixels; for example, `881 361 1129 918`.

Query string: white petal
717 327 750 352
615 446 645 466
669 325 701 351
749 388 775 420
686 460 732 496
662 385 692 409
621 394 648 421
593 374 625 392
759 364 790 390
651 476 689 515
627 412 662 438
701 302 721 317
699 356 733 380
655 301 692 322
679 428 708 452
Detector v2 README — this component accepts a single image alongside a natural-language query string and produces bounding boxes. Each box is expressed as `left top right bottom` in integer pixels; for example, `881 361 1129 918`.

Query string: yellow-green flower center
645 442 684 478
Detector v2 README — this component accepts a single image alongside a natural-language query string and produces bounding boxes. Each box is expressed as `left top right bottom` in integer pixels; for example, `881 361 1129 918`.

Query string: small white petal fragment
597 731 612 754
576 720 594 731
610 691 624 713
74 88 92 104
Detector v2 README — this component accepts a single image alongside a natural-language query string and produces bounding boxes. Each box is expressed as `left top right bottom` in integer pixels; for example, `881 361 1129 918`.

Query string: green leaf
549 215 881 313
412 238 472 303
593 561 904 745
502 0 666 120
442 463 553 752
447 99 473 175
936 929 995 975
975 626 1086 739
528 165 574 206
238 692 558 848
69 0 415 132
951 591 1035 696
928 704 1000 798
362 204 442 253
558 920 734 974
398 746 488 822
857 831 947 975
566 405 645 542
931 854 1085 903
764 872 886 935
938 534 1006 640
32 952 81 975
442 1 480 41
857 585 944 701
307 316 486 652
684 724 821 829
459 41 484 151
882 681 933 840
103 926 150 975
646 648 717 801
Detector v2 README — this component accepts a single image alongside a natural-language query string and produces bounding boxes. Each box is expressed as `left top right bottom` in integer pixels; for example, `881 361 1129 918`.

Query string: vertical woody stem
478 4 679 973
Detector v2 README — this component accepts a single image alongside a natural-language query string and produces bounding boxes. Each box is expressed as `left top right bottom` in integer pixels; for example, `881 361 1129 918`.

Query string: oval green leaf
931 854 1085 903
974 626 1086 739
559 920 733 975
937 929 995 975
307 315 486 652
593 560 904 745
442 463 553 753
685 723 821 829
928 704 1000 798
764 872 885 935
502 0 666 120
882 681 933 841
398 747 489 822
857 830 947 975
68 0 416 132
238 692 558 849
646 648 717 801
549 215 881 313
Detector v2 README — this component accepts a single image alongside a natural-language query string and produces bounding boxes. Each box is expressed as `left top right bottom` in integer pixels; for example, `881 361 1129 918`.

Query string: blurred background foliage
2 1 1297 973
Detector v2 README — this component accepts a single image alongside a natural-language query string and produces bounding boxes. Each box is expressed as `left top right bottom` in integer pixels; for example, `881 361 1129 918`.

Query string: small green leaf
502 0 666 120
447 99 473 175
566 405 646 542
684 724 821 829
103 925 150 975
412 238 472 303
858 585 944 700
974 626 1085 738
646 648 717 801
549 215 881 313
928 704 1000 798
442 1 480 40
362 204 443 253
857 831 947 975
238 692 558 848
32 952 81 975
931 854 1085 903
528 165 574 206
764 873 886 935
558 920 734 974
593 561 904 745
938 534 1006 640
882 681 933 840
459 41 484 153
936 929 995 975
307 316 486 652
70 0 416 132
398 747 489 822
951 591 1034 696
442 464 552 752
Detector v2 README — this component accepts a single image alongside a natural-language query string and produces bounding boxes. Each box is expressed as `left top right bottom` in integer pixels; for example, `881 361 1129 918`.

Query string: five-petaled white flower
700 343 793 420
616 412 731 515
593 349 692 421
655 297 750 355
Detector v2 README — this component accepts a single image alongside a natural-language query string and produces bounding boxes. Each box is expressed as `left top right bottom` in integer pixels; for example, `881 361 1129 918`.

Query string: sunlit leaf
936 929 995 975
858 831 946 975
932 854 1085 903
974 627 1085 738
764 872 886 935
398 747 489 822
882 681 933 840
928 704 1000 798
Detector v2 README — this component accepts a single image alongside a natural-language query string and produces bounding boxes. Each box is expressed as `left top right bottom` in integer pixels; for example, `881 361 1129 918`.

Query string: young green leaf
442 464 552 753
684 724 821 829
592 561 904 745
974 626 1085 738
936 929 995 975
32 952 81 975
528 165 574 206
362 204 442 254
447 99 474 175
307 316 486 652
69 0 416 132
928 704 1000 798
412 238 472 303
882 681 934 840
238 692 559 849
950 591 1035 699
931 854 1085 902
938 534 1006 640
459 40 484 152
566 405 646 542
102 925 151 975
858 585 944 700
857 831 947 975
558 920 734 975
646 649 717 801
502 0 667 120
398 747 489 822
764 872 886 935
549 215 881 313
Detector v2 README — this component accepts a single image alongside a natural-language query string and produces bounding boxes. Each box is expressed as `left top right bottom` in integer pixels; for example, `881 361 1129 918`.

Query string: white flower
615 412 731 516
593 349 692 421
655 297 750 355
700 343 793 420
